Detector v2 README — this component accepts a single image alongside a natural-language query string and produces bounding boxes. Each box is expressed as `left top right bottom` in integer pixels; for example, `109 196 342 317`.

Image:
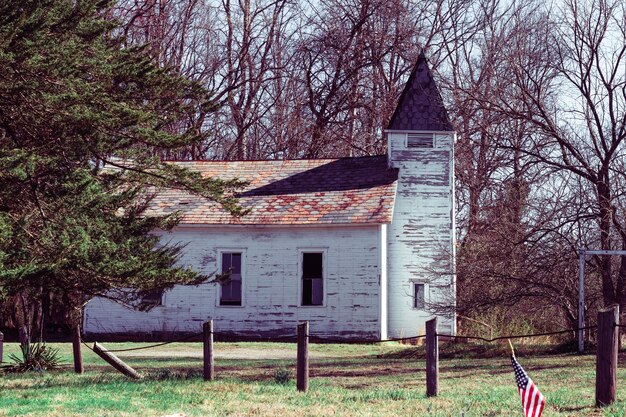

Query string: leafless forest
107 0 626 333
43 0 626 333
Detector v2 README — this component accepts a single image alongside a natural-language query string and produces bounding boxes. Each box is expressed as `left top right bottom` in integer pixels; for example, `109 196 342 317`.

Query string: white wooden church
83 53 457 340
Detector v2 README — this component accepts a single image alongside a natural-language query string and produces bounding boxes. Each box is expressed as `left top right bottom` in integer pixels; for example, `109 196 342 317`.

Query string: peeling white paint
84 225 383 340
387 132 455 337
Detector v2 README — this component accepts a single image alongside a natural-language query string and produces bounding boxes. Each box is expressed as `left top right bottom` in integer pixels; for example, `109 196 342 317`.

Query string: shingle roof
387 52 454 132
147 156 398 225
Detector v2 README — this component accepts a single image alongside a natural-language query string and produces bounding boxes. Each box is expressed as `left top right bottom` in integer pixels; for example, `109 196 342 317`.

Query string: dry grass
0 341 625 416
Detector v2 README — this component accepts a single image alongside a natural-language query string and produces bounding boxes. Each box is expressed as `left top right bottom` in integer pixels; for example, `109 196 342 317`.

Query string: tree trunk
16 294 31 345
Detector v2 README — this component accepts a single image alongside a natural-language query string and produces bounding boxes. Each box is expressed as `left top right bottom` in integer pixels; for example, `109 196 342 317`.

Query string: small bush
274 367 292 385
7 342 61 373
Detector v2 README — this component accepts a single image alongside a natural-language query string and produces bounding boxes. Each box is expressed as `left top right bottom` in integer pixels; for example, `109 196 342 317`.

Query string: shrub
274 367 292 385
7 342 61 373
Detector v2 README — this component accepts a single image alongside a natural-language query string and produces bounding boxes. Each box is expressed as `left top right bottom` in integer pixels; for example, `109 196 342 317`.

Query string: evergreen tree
0 0 243 340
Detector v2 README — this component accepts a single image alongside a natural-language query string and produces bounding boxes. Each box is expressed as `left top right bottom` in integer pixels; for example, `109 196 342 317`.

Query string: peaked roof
147 156 398 225
387 52 453 132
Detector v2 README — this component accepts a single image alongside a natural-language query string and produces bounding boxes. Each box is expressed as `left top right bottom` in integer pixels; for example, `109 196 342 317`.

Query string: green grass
0 341 624 416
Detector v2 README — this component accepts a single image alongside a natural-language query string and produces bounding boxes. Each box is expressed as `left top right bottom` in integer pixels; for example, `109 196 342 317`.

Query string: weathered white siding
386 131 456 337
84 225 384 340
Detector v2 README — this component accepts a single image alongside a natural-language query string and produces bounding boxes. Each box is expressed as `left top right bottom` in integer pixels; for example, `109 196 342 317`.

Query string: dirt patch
116 346 332 360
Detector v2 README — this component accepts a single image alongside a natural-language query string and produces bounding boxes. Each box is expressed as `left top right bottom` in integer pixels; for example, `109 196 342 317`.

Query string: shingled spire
387 52 453 132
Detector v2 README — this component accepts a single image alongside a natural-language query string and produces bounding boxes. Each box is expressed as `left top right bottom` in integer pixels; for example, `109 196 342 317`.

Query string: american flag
511 355 545 417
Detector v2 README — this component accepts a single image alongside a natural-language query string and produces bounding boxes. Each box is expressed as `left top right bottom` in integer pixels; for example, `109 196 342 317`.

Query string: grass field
1 340 625 416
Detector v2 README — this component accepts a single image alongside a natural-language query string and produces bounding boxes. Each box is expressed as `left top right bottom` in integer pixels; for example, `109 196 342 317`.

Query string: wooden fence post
426 317 438 397
0 330 3 364
72 325 84 374
203 320 214 381
297 321 309 392
596 305 619 407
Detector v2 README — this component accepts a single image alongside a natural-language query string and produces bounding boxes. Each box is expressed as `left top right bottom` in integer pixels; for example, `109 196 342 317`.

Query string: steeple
384 52 456 338
387 52 453 132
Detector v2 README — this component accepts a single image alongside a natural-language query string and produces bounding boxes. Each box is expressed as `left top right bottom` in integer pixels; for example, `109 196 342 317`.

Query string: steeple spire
387 52 453 132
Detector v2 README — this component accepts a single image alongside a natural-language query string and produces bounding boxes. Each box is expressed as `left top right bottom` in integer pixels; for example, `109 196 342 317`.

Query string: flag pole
508 339 515 357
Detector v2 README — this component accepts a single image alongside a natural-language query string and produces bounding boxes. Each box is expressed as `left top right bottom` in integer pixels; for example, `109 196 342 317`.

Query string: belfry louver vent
407 133 434 148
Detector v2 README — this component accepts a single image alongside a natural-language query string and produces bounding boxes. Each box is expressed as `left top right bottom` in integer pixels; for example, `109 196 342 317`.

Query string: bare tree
431 0 607 331
219 0 296 159
489 0 626 309
113 0 225 159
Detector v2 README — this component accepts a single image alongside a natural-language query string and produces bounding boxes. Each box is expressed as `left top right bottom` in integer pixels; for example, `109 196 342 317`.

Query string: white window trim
215 248 247 308
410 280 429 310
298 247 328 308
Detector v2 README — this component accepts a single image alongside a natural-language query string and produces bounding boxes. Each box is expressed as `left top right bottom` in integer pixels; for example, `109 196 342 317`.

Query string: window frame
411 281 428 310
138 288 164 308
216 248 246 308
298 248 327 307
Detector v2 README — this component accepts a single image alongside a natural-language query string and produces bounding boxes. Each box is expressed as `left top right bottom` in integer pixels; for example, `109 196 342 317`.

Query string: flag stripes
511 355 545 417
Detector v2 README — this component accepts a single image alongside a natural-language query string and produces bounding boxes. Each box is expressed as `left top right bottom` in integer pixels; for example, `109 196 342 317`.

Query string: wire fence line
91 332 204 352
82 331 302 352
439 325 598 343
73 324 604 354
78 332 429 353
81 341 95 352
80 332 202 353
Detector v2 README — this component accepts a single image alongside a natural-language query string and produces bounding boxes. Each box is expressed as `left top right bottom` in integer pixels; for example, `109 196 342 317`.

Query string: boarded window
302 252 323 306
413 283 425 309
220 252 242 306
407 133 434 148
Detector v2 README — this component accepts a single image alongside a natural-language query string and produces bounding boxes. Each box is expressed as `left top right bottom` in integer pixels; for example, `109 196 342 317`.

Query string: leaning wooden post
0 330 3 364
93 342 141 379
426 317 439 397
203 320 214 381
596 305 619 407
297 321 309 392
72 325 84 374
